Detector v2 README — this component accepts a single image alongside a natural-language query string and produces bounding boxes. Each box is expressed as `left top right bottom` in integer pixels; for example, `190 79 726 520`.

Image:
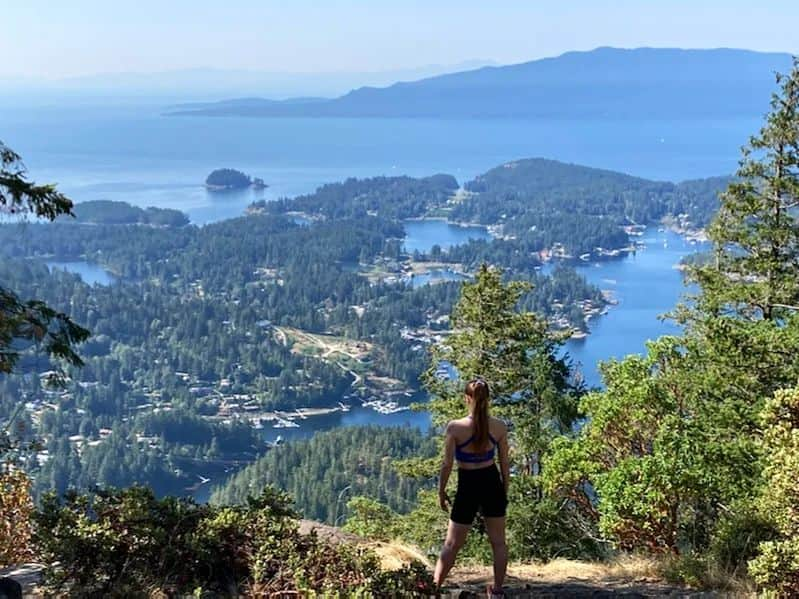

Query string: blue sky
2 0 798 78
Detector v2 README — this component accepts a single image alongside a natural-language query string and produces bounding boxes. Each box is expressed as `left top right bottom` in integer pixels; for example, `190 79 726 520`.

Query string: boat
273 417 299 429
434 365 451 380
337 401 351 412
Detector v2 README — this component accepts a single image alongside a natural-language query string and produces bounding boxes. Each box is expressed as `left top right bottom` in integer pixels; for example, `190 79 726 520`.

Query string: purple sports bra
455 432 498 463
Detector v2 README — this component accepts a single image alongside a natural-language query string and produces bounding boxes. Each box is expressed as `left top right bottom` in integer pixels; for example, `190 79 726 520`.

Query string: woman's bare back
449 415 507 468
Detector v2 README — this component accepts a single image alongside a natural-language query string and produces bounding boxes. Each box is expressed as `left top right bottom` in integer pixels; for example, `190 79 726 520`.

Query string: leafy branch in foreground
0 141 89 386
0 142 74 220
0 288 90 379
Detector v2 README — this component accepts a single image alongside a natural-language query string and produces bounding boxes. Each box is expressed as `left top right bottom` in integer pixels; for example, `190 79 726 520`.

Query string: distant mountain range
168 47 794 119
1 60 497 104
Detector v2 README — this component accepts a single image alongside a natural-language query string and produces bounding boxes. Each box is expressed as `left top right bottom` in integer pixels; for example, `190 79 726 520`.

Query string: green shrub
343 496 401 541
707 503 777 580
662 551 707 588
506 475 606 562
749 538 799 597
395 489 492 564
33 486 432 597
748 387 799 596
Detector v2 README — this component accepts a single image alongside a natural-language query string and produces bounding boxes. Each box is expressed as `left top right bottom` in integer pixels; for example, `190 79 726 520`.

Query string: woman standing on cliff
433 378 510 597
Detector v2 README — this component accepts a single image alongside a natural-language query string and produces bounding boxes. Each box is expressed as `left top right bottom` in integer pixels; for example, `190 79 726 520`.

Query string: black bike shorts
450 463 507 525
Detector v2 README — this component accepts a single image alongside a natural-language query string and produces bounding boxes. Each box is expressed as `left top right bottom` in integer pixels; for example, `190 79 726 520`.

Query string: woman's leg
484 516 507 591
433 520 471 588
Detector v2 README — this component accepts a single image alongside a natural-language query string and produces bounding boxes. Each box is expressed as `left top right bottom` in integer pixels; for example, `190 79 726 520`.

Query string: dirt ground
442 560 728 598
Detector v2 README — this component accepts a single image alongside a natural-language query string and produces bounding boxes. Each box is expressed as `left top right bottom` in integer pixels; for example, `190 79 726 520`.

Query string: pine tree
422 264 581 475
546 60 799 557
689 58 799 321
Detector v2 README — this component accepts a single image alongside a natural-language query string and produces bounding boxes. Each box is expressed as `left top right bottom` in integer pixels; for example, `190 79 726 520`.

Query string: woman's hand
439 490 451 512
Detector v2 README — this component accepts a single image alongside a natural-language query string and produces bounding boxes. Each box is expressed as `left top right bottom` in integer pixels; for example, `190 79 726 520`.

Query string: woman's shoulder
489 416 508 436
446 417 470 430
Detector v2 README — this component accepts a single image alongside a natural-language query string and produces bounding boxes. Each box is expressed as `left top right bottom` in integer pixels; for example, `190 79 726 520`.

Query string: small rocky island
205 168 268 191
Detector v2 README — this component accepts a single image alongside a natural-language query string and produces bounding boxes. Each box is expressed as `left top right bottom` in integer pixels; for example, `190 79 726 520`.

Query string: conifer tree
547 59 799 558
689 58 799 320
421 263 581 475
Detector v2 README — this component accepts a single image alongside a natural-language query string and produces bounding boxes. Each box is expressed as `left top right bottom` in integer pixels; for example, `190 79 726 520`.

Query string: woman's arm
438 422 456 511
497 423 510 496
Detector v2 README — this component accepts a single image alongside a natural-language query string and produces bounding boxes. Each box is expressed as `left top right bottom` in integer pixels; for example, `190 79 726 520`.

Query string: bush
662 551 707 588
506 475 606 562
660 504 778 591
394 489 494 564
0 468 34 567
749 539 799 597
748 387 799 596
343 496 401 541
33 486 432 597
391 477 605 567
707 503 777 580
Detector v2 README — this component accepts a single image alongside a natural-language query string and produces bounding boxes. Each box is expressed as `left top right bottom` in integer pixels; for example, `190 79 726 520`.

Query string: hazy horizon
3 1 798 82
4 46 797 107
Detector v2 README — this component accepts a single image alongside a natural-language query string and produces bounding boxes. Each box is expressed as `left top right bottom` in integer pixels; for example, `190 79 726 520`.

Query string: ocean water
564 230 706 387
0 105 755 224
403 219 491 254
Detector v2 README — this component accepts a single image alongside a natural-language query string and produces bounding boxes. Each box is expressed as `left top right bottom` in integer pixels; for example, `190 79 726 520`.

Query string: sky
2 0 798 80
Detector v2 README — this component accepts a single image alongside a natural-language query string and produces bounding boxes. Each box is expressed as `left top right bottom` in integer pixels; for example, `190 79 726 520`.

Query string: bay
403 219 490 254
564 230 707 387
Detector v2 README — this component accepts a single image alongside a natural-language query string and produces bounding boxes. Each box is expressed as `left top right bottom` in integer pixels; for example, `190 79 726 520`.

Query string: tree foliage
0 141 89 383
545 58 799 574
421 264 582 474
748 387 799 595
210 426 435 524
390 265 599 561
0 468 34 567
205 168 252 189
689 58 799 322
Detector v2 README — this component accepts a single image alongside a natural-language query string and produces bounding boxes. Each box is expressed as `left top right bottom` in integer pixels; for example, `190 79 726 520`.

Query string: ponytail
465 378 490 449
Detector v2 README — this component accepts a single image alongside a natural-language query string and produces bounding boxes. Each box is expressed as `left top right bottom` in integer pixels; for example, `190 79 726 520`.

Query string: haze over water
1 104 755 223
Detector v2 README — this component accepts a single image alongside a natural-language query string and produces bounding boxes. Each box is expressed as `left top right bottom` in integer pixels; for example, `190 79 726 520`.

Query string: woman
433 378 510 597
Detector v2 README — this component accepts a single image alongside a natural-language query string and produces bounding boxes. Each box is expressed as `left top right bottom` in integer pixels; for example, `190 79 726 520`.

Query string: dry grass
359 541 673 590
450 554 663 587
278 326 373 360
448 555 756 597
368 541 431 571
297 529 756 596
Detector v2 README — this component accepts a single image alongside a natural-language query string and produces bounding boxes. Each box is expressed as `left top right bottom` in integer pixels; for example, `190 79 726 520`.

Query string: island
205 168 268 191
